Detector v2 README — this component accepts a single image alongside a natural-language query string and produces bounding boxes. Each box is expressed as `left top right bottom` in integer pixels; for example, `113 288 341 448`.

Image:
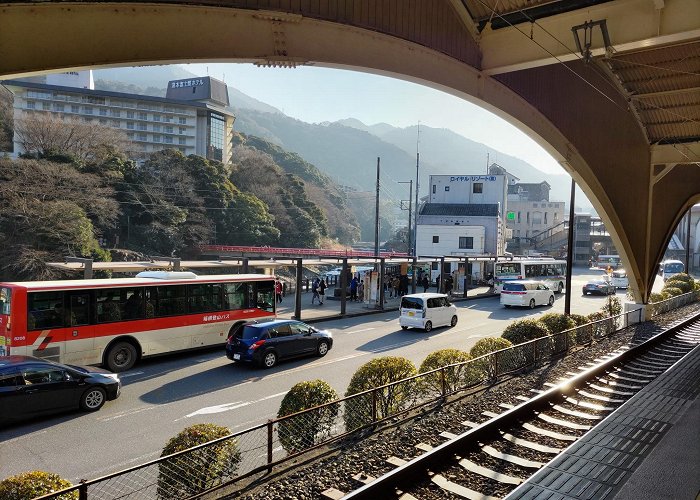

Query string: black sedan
0 355 121 424
582 279 616 295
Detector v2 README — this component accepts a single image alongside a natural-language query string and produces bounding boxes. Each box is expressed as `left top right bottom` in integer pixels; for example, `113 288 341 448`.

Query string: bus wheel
105 342 137 372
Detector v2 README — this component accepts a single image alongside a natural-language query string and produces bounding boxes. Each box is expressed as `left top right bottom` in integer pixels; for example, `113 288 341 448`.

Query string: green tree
418 349 474 396
343 357 417 431
157 424 241 499
0 471 77 500
277 380 339 453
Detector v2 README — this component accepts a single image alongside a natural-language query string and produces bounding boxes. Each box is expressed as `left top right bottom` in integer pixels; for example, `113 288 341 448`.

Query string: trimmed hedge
664 279 693 294
418 349 475 396
538 313 576 334
277 380 339 453
663 286 684 297
568 314 589 326
157 424 241 499
469 337 513 379
344 356 417 431
501 319 550 345
0 471 77 500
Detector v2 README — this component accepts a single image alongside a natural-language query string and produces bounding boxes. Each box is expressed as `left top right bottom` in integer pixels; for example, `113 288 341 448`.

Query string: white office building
3 71 235 164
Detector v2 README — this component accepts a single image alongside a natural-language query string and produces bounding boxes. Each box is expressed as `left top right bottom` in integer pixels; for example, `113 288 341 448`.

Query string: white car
399 293 458 332
500 280 555 309
611 269 629 289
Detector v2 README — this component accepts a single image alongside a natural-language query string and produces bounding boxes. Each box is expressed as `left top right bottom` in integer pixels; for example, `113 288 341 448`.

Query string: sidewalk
276 286 495 323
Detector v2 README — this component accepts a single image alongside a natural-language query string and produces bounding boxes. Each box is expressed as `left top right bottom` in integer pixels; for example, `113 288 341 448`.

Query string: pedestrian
387 275 393 298
445 275 453 297
319 278 327 305
311 277 320 304
392 275 400 298
350 276 358 302
436 274 441 292
422 275 429 293
275 279 283 303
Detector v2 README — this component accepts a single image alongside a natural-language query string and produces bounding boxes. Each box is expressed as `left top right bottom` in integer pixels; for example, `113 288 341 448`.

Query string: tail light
249 339 266 351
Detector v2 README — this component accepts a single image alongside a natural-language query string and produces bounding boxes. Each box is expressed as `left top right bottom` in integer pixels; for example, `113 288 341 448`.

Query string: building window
71 104 79 113
137 133 147 141
153 124 161 132
127 111 134 119
445 186 450 192
26 101 36 109
459 236 473 249
137 123 147 131
99 108 108 116
517 212 521 223
473 183 483 193
207 112 226 162
53 103 64 112
432 236 439 243
153 134 161 143
111 109 121 118
432 185 436 194
179 127 186 134
126 122 135 130
178 137 186 145
111 120 120 128
164 136 173 144
544 212 548 225
126 132 134 139
179 117 187 125
138 112 148 120
153 114 161 122
84 106 93 115
42 102 51 111
164 126 174 134
164 115 173 123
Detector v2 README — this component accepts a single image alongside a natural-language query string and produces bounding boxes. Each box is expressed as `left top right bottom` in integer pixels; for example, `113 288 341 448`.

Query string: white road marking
118 371 144 378
345 327 376 334
99 405 159 422
177 391 287 421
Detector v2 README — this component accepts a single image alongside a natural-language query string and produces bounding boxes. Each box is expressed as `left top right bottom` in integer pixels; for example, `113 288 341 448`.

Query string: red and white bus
0 271 276 372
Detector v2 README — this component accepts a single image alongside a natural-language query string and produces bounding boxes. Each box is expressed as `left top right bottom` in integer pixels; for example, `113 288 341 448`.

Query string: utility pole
414 122 420 256
399 180 413 255
565 179 576 315
375 157 381 257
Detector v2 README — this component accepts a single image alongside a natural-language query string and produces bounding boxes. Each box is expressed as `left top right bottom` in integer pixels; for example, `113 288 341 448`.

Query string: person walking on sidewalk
422 275 430 293
275 279 283 304
350 276 358 302
311 278 320 305
319 278 327 305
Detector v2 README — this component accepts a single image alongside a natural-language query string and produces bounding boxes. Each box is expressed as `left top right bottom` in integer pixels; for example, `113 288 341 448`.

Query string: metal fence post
440 367 446 396
79 480 88 500
533 340 538 366
372 390 378 422
267 419 274 472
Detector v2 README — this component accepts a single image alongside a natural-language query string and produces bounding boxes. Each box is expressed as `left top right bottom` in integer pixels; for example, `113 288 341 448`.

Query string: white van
399 293 458 332
611 269 629 289
500 280 555 309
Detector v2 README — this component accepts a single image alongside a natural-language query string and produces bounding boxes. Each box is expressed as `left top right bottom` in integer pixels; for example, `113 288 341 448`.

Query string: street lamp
398 180 413 255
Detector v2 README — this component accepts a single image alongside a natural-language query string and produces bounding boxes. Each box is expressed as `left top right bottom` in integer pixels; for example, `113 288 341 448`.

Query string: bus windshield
0 287 10 315
664 262 684 274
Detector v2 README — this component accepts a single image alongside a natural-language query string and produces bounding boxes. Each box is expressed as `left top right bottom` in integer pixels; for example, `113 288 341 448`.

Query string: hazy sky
180 63 567 176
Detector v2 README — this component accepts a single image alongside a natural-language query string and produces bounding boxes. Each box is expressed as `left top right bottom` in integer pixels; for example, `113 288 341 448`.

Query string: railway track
337 314 700 500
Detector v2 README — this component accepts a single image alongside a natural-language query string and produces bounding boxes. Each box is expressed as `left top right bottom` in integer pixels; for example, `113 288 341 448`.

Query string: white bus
494 258 567 293
660 260 685 281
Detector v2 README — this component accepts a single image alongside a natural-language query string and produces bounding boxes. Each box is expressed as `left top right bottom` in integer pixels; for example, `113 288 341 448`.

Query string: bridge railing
35 306 667 500
201 245 409 259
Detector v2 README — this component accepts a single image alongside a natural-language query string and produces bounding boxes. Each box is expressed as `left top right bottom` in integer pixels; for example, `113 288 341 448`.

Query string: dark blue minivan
226 320 333 368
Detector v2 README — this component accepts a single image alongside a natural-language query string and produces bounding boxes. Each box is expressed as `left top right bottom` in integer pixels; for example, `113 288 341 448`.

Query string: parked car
611 269 629 289
582 278 616 295
0 355 121 424
226 319 333 368
500 280 555 309
399 293 458 332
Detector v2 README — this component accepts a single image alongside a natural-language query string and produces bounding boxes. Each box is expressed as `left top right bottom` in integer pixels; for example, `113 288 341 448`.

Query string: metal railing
648 290 700 317
35 305 673 500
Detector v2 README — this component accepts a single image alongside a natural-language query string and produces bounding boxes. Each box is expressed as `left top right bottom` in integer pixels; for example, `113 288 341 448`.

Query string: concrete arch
2 3 694 302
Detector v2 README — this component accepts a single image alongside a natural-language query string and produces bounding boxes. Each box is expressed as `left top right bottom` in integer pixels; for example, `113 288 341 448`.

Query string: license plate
408 312 414 317
233 353 240 360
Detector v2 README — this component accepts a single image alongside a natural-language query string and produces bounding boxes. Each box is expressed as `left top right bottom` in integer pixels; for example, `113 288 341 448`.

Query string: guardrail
648 290 700 317
36 306 658 500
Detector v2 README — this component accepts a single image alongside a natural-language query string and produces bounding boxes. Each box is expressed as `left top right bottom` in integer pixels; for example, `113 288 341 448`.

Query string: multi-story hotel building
3 71 235 164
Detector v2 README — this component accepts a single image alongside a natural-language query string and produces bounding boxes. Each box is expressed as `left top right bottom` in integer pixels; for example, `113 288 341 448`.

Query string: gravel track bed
233 304 700 500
